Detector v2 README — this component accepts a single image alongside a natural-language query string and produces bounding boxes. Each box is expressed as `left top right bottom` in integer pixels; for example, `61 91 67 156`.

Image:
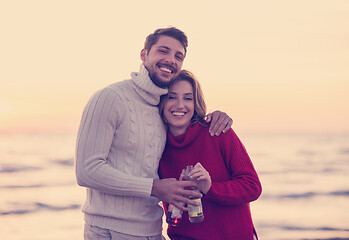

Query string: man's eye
176 56 184 61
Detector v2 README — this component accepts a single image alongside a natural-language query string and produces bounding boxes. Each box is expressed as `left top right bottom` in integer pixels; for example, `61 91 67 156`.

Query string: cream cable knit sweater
75 64 168 236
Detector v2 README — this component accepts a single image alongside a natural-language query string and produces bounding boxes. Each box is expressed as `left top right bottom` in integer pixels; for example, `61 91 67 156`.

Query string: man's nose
165 54 176 65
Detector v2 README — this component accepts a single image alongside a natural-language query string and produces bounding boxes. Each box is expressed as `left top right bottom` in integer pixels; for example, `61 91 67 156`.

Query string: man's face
141 35 186 89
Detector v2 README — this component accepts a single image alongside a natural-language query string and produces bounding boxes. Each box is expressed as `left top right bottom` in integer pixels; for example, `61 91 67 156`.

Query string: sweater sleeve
205 129 262 206
75 88 153 198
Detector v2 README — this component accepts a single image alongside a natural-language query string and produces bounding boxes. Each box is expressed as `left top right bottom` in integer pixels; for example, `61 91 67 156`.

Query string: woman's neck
168 123 190 136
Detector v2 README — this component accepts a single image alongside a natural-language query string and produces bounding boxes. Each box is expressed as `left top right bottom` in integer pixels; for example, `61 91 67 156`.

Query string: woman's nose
176 99 184 108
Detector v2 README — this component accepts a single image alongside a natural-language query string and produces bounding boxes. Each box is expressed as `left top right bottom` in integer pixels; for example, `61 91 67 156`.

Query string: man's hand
205 110 233 136
151 179 202 211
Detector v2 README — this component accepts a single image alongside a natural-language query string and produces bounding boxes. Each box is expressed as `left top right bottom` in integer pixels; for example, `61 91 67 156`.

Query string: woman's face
163 80 195 136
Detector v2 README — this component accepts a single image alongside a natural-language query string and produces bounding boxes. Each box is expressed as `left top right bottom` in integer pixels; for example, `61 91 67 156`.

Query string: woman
158 70 262 240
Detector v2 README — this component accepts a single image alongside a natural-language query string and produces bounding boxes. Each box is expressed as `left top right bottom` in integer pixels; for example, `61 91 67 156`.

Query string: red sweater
158 123 262 240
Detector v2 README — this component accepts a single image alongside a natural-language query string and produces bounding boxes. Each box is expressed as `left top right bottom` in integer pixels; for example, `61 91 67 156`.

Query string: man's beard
149 72 172 89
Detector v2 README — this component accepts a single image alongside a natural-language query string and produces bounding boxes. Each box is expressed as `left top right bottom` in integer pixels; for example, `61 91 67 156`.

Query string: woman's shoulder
194 121 236 140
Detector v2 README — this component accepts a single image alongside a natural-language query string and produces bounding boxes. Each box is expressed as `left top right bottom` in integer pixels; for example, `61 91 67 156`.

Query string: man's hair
159 70 207 124
144 27 188 54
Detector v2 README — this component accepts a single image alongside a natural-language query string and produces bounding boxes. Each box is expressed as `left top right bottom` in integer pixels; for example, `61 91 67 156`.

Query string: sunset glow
1 0 348 134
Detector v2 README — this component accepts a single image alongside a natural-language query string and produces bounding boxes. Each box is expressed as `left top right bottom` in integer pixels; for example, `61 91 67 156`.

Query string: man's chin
150 74 172 89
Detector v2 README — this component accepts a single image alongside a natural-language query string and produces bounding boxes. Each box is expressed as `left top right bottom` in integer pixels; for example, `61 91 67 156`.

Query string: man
75 27 232 240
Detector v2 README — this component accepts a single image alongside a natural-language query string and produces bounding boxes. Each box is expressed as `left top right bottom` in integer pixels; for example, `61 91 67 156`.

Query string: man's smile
158 63 175 74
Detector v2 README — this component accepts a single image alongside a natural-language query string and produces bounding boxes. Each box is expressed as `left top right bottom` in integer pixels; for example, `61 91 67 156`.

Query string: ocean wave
256 223 349 240
303 238 349 240
258 168 343 175
262 190 349 199
297 150 318 156
0 182 75 189
50 158 74 166
0 202 81 215
0 158 74 174
258 223 349 232
0 184 46 189
0 164 41 173
339 147 349 155
329 190 349 196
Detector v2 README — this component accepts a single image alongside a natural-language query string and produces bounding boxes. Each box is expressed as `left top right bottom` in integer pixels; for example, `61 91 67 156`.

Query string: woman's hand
190 162 212 194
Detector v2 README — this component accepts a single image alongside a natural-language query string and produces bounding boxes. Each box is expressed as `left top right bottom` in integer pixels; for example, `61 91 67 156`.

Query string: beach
1 132 348 240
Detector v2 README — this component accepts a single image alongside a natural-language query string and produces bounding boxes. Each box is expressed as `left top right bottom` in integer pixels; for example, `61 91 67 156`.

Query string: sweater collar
131 64 168 106
167 123 201 148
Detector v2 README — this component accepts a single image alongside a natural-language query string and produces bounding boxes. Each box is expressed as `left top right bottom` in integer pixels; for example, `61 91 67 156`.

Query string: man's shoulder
88 79 132 104
94 79 133 98
107 79 132 92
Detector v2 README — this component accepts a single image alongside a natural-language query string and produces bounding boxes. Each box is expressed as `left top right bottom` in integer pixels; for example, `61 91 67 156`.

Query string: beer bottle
184 165 204 223
166 170 185 226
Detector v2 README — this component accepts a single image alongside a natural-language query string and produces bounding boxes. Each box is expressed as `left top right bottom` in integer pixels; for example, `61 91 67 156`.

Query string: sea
0 131 348 240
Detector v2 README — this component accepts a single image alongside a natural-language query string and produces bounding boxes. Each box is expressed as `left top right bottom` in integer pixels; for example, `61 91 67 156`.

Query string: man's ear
140 49 146 61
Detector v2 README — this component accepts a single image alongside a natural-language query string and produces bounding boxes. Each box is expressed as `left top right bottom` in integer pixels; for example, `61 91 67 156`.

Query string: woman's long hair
159 70 207 125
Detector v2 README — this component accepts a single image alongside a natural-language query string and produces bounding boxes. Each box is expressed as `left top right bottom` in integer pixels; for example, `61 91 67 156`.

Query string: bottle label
188 198 203 217
171 206 182 218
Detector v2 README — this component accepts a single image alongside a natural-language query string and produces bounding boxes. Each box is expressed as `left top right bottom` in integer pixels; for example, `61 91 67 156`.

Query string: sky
0 0 348 134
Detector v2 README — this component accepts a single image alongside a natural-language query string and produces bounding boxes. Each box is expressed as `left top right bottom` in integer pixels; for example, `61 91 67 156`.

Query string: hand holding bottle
152 178 202 211
184 165 204 223
189 162 212 195
166 170 185 226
